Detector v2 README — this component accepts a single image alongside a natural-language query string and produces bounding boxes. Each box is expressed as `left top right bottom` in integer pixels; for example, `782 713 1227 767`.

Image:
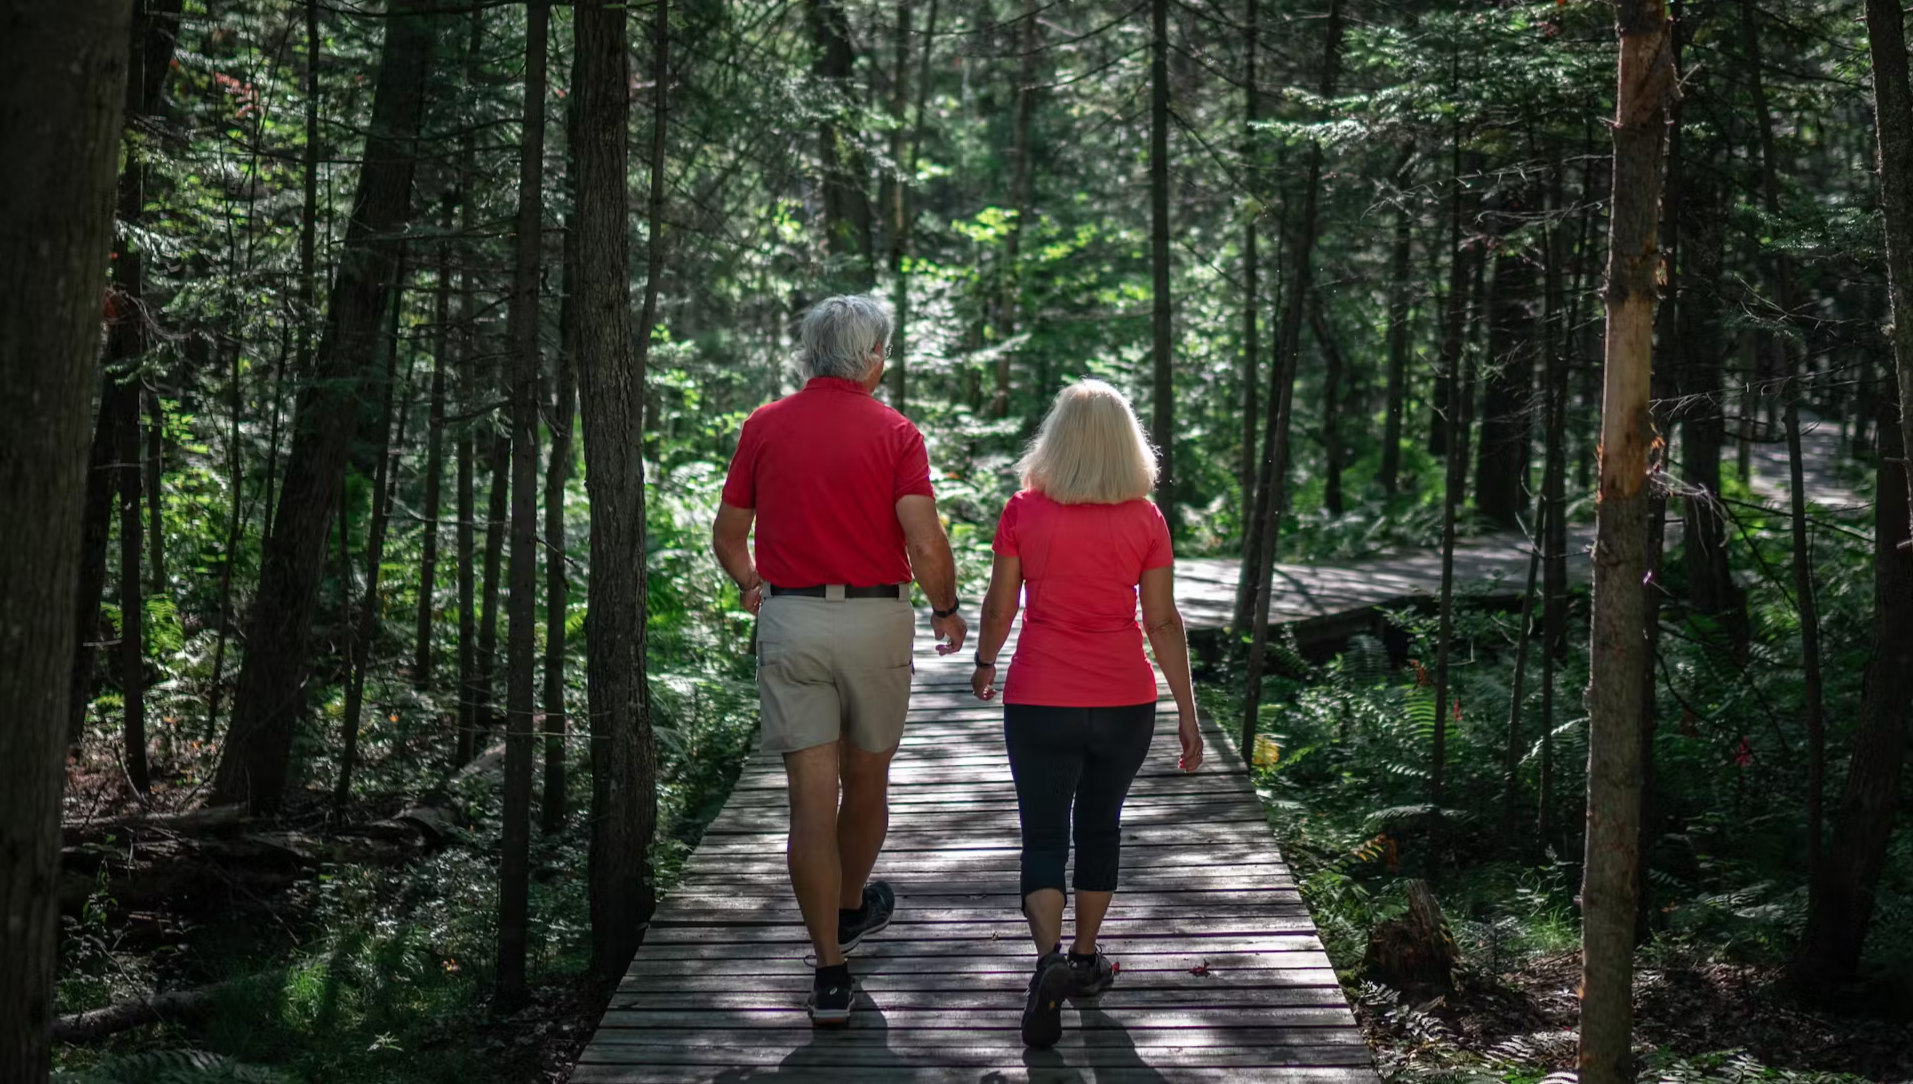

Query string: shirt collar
805 376 871 396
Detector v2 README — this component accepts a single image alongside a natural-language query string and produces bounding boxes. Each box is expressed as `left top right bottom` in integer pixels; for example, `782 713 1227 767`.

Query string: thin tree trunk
497 0 550 1008
453 5 483 765
1427 52 1471 802
991 0 1038 419
1381 197 1413 498
887 0 938 416
1580 5 1674 1081
1148 0 1176 527
1501 501 1544 844
1311 293 1346 517
144 385 165 596
1866 0 1913 580
1783 400 1827 878
118 364 149 793
1238 0 1261 534
1239 0 1342 751
1679 174 1738 633
205 335 252 736
212 0 435 813
1476 202 1536 530
811 0 874 290
1 8 132 1079
1789 391 1913 985
415 195 453 690
543 256 577 835
577 0 660 980
476 430 509 749
335 266 407 809
299 0 320 385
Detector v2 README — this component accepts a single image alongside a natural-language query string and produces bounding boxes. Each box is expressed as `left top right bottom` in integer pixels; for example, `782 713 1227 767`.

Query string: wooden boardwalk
575 619 1377 1083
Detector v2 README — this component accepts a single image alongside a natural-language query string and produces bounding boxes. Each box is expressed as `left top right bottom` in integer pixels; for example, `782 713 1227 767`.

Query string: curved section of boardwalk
576 621 1377 1083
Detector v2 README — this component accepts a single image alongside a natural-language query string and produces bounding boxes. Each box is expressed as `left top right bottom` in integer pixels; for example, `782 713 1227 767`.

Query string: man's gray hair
800 294 893 380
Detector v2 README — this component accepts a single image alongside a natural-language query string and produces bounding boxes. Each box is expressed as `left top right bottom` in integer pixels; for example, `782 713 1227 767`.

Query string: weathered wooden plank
651 888 1305 918
613 967 1343 994
595 1005 1357 1030
624 936 1325 962
572 1064 1380 1084
575 1048 1375 1072
641 915 1321 945
618 950 1338 979
608 986 1348 1010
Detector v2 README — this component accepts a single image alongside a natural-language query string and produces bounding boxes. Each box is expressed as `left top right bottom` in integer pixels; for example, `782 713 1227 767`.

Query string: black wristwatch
974 652 997 669
933 600 961 620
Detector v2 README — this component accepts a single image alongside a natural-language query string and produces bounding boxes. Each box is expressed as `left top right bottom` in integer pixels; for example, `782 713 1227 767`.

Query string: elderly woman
713 294 968 1025
970 379 1204 1048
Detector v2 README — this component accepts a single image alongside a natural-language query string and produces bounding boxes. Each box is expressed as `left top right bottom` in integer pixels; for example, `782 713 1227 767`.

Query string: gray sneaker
1069 947 1117 998
1021 949 1073 1048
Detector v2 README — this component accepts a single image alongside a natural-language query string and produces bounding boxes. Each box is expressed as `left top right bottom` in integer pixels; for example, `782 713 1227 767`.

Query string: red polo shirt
721 377 934 588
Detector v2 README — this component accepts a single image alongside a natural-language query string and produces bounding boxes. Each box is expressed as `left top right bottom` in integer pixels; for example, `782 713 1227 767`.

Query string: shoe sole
839 911 892 955
807 996 854 1027
1021 961 1074 1049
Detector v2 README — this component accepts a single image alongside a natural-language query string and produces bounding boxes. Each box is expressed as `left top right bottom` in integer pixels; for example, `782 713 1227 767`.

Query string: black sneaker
1020 949 1073 1049
1068 946 1118 998
806 966 854 1027
838 881 896 954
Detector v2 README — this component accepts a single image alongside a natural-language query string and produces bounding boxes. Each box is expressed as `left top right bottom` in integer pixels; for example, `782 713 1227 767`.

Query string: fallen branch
52 986 224 1044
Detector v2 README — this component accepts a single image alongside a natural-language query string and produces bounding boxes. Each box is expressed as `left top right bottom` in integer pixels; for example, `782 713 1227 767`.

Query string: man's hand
742 580 763 615
932 611 968 655
971 660 997 700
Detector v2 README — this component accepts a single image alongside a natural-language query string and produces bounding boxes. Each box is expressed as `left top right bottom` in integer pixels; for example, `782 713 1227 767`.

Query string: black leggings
1003 702 1156 905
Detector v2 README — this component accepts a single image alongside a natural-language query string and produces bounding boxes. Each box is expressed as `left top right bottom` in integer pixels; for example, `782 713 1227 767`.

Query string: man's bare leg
785 742 845 965
836 738 897 909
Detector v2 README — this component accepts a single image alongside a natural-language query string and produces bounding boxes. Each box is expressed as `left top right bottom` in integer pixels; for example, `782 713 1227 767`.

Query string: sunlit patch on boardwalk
577 619 1380 1082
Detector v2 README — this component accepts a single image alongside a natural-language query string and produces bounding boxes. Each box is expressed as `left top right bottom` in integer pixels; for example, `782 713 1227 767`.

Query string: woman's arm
1141 565 1203 771
971 553 1022 700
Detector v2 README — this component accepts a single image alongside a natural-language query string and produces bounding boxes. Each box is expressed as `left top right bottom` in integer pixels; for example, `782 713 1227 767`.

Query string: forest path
1171 409 1856 650
574 624 1377 1082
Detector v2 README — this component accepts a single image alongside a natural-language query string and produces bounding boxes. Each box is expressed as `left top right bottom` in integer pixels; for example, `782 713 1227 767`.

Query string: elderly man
712 294 968 1025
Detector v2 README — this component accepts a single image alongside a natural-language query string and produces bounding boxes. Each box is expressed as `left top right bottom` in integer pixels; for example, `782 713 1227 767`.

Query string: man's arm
896 494 967 653
712 502 762 614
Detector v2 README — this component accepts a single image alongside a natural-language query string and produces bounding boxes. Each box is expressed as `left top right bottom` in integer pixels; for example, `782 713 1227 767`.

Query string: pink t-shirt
991 490 1174 707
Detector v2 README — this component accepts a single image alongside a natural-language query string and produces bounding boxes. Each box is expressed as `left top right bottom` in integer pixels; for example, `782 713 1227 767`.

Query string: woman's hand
1177 709 1205 772
971 662 998 701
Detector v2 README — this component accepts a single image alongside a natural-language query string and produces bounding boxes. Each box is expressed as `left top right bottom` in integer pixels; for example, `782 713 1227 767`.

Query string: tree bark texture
1238 0 1261 536
212 0 434 813
497 0 549 1008
1381 198 1413 497
0 5 132 1079
544 102 582 835
577 0 661 980
1148 0 1176 527
415 195 454 690
1476 206 1537 530
1580 4 1674 1081
810 0 873 291
453 6 482 766
1865 0 1913 555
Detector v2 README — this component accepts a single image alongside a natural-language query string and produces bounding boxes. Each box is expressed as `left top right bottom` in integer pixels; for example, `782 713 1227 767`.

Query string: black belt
768 584 906 599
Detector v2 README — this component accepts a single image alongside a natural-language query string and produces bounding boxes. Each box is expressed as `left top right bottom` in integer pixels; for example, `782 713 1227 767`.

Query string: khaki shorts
755 595 916 754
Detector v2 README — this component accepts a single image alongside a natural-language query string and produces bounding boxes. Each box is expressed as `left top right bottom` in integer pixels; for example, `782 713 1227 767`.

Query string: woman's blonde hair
1017 380 1159 504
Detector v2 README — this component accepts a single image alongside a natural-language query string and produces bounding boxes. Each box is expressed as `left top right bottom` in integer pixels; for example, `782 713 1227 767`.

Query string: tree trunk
496 0 550 1009
212 0 435 814
811 0 874 291
1580 5 1674 1081
1476 203 1536 531
1238 0 1261 534
144 385 165 597
117 357 149 792
544 105 581 836
887 0 939 416
69 0 182 753
0 6 131 1079
1429 259 1473 806
1148 0 1176 528
415 195 454 690
1679 173 1739 633
991 0 1038 420
453 5 483 766
1871 0 1913 500
1238 0 1342 750
577 0 661 980
1381 196 1413 498
1311 293 1346 517
1783 398 1828 878
335 266 408 809
205 335 253 736
1500 501 1544 843
476 430 509 751
1789 391 1913 985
